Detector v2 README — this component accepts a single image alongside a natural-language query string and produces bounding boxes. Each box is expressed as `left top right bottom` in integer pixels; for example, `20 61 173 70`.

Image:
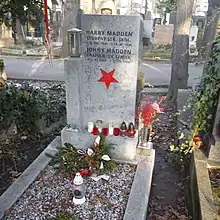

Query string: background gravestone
153 24 174 45
61 14 142 161
169 12 176 24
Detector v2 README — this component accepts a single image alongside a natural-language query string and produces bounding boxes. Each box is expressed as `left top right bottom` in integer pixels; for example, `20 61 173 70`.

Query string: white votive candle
109 124 114 135
88 122 94 133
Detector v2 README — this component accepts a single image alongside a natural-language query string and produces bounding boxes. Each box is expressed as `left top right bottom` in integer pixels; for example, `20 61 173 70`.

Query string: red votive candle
127 129 136 138
102 128 109 136
113 128 120 136
92 127 99 135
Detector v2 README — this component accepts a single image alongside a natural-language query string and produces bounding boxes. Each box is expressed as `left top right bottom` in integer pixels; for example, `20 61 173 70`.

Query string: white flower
100 161 104 169
94 136 101 145
87 148 94 156
77 149 85 155
101 155 111 161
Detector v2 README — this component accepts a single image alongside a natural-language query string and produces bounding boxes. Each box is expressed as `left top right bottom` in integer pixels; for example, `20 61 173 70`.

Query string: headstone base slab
61 126 138 161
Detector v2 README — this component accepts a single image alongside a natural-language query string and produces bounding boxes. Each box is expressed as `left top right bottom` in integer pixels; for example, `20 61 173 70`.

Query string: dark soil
0 128 61 196
209 168 220 217
141 94 190 220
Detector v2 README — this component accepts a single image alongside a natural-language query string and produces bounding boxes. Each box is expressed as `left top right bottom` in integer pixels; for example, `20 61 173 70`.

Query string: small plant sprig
169 35 220 161
48 212 78 220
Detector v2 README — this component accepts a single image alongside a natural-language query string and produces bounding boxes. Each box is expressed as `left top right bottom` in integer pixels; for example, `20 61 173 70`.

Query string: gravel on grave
6 164 136 220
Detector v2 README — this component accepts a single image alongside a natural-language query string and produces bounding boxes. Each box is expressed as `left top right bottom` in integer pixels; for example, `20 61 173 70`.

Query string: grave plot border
190 96 220 220
141 87 218 220
176 89 220 220
0 135 155 220
0 137 61 219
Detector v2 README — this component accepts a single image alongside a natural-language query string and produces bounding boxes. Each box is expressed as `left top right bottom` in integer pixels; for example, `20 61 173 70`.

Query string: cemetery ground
143 95 189 220
0 33 219 219
0 80 66 197
0 80 219 220
0 61 219 219
0 80 192 220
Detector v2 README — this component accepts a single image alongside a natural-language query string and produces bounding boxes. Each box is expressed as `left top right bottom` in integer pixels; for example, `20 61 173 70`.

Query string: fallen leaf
179 215 188 220
21 136 28 140
148 210 154 218
133 165 137 172
170 206 182 219
9 170 19 177
155 204 162 211
154 214 167 220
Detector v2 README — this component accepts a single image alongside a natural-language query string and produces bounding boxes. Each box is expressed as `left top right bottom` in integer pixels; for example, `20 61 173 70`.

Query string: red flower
193 136 204 149
80 168 90 176
138 97 165 126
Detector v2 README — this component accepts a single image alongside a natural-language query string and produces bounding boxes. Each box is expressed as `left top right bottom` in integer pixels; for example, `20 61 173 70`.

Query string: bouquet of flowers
47 134 117 176
138 96 166 128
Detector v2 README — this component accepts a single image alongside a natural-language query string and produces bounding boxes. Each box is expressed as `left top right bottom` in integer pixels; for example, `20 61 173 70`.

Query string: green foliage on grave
169 35 220 162
0 83 65 132
47 134 117 175
48 212 79 220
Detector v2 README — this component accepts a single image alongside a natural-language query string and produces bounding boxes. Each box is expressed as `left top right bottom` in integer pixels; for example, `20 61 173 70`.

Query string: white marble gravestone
61 14 142 161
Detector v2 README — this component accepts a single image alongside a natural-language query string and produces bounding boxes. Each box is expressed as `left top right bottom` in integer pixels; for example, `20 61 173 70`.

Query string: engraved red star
97 69 119 88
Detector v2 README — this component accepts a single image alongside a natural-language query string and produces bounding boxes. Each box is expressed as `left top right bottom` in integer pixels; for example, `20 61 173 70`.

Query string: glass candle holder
102 128 109 136
72 173 86 205
120 122 127 137
92 127 99 135
113 127 120 136
127 122 136 138
96 120 103 132
109 124 114 136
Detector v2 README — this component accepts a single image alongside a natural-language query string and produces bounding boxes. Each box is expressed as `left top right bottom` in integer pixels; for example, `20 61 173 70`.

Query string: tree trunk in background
166 0 195 101
12 17 17 45
201 0 220 59
61 0 80 57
